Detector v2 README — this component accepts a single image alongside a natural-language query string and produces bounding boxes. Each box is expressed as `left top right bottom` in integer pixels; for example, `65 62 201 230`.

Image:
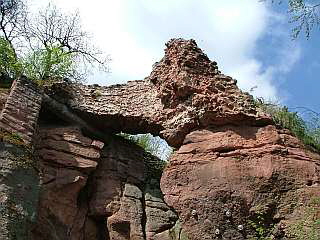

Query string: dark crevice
94 216 109 240
38 107 70 127
306 179 313 186
141 190 147 240
42 178 56 185
217 147 237 154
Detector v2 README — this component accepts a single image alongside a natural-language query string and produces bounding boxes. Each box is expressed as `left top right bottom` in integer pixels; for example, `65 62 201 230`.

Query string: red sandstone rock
46 39 271 147
33 127 104 240
161 125 320 239
0 88 9 111
27 38 320 239
35 129 178 240
89 137 177 239
89 138 145 217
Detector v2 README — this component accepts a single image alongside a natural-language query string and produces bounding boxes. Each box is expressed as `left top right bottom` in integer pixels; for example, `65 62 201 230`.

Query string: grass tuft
0 128 25 146
255 99 320 152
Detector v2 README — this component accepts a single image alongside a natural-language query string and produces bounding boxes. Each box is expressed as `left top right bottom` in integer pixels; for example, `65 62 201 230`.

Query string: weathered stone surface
0 142 39 240
2 38 319 240
34 130 178 240
89 137 145 217
0 77 43 144
161 125 320 239
46 39 271 147
145 182 178 239
107 183 145 240
0 88 9 111
152 221 189 240
88 137 178 240
33 127 104 240
36 127 103 171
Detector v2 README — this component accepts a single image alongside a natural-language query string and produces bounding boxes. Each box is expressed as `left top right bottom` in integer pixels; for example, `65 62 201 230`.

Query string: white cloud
31 0 301 100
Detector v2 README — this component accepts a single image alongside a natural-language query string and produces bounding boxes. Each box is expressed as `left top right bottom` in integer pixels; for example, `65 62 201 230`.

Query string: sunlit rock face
46 39 270 148
1 38 319 239
32 39 320 239
161 125 320 239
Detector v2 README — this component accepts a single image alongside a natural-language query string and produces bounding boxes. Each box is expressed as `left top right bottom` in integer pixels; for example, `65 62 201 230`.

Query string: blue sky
31 0 320 113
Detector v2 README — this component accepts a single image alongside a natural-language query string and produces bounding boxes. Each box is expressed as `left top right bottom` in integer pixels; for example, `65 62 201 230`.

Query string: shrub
23 45 76 86
256 99 320 152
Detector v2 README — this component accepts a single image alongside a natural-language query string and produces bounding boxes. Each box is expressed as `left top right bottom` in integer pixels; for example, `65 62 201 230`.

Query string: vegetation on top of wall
118 133 171 181
119 133 173 161
0 82 12 89
255 98 320 152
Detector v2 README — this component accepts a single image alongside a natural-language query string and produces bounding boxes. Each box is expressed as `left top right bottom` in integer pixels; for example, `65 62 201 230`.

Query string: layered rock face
33 126 178 240
161 125 320 239
1 38 319 239
39 38 319 239
33 127 104 240
0 77 43 144
88 136 177 240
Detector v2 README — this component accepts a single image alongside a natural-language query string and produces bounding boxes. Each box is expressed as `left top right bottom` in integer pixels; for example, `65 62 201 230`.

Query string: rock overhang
43 38 272 148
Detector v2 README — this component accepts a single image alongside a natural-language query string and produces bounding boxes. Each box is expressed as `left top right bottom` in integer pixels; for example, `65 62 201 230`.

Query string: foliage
262 0 320 38
287 197 320 240
92 89 102 98
248 211 275 240
119 133 173 161
0 37 22 78
23 3 109 82
288 0 320 38
23 45 76 85
255 99 320 152
0 1 109 83
0 0 26 56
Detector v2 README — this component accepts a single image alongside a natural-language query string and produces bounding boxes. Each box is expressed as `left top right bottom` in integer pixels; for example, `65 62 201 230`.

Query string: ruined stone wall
0 77 43 144
0 78 41 240
0 88 9 111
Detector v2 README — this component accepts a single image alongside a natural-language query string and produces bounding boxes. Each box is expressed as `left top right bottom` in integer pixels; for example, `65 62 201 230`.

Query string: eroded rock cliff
32 126 178 240
161 125 320 239
45 39 270 148
0 38 319 240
